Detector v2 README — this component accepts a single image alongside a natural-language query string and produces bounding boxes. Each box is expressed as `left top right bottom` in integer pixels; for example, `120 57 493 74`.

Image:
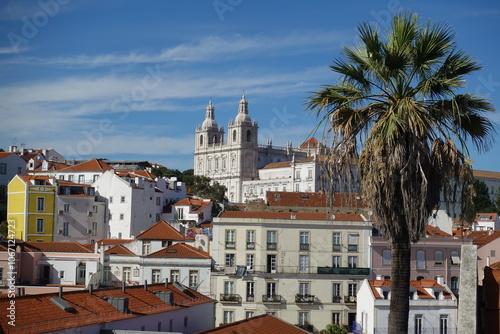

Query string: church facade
194 95 320 203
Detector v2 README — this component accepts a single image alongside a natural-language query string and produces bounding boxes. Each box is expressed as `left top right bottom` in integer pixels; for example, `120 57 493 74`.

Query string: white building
356 278 458 334
54 181 108 244
472 213 500 231
211 210 373 332
171 197 213 225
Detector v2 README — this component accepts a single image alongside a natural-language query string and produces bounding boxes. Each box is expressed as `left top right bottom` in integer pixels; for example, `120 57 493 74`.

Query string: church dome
201 100 218 130
234 93 251 124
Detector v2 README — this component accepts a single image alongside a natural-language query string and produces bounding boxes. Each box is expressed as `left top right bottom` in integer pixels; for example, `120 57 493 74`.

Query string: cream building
211 210 372 331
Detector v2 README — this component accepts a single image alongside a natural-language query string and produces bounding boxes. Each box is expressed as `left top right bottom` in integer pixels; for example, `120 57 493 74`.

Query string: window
36 218 44 233
37 197 45 211
332 312 341 325
348 283 357 297
176 208 183 219
267 254 276 273
382 249 391 265
451 276 459 294
225 230 236 249
332 283 341 303
348 233 359 251
223 311 234 324
78 175 84 183
93 174 99 182
0 164 6 174
298 312 309 326
267 231 277 250
450 251 460 265
119 214 124 220
434 250 444 266
415 314 423 334
246 230 255 249
299 282 309 296
299 231 309 250
62 222 69 236
295 170 301 180
246 130 251 142
332 256 341 268
307 169 313 180
245 311 254 319
123 267 131 282
152 269 161 283
93 205 98 213
63 204 70 212
416 250 426 269
68 175 74 182
225 254 235 267
266 282 277 296
142 241 151 255
109 196 113 203
267 311 277 316
491 249 496 257
189 270 199 289
299 255 309 273
170 270 180 283
120 196 125 203
246 254 254 270
224 281 235 295
333 232 341 251
246 281 255 301
348 256 357 268
440 315 448 334
92 222 97 236
59 270 65 279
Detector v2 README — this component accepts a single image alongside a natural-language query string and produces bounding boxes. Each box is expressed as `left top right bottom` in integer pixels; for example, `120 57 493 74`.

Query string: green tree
319 324 348 334
306 12 495 334
464 179 497 222
188 175 227 216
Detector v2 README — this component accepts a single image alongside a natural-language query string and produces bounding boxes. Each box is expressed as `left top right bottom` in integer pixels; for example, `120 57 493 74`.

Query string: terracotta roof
299 137 320 148
174 198 212 213
0 152 16 159
96 239 134 246
473 169 500 179
32 161 70 171
19 152 40 161
464 230 500 248
195 314 309 334
115 170 156 179
474 213 498 222
369 279 452 300
219 210 364 221
146 243 211 259
17 174 55 185
267 191 366 208
136 220 188 240
105 244 136 255
0 283 214 334
489 261 500 270
23 242 93 253
60 158 113 172
425 225 453 238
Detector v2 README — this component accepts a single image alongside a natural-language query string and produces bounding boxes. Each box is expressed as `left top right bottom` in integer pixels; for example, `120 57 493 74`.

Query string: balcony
317 267 370 275
262 294 283 304
220 294 242 303
295 294 315 304
267 242 277 250
246 242 255 249
225 242 235 249
246 294 255 302
332 295 342 303
332 244 341 251
299 243 309 251
348 244 358 251
344 295 357 303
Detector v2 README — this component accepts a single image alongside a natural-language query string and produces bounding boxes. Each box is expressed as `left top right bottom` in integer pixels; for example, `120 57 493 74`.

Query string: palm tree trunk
389 238 411 334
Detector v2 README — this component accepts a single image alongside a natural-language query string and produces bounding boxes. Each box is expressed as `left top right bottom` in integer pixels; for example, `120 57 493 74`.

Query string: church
194 94 328 203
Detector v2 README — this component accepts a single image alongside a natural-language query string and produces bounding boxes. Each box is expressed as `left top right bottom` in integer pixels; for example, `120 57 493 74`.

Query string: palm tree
306 12 495 334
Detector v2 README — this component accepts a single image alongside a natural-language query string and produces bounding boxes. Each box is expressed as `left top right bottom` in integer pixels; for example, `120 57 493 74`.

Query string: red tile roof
425 225 453 238
0 284 214 334
32 161 70 171
23 242 93 253
174 198 212 213
490 261 500 270
464 230 500 248
0 152 16 159
17 174 55 185
474 213 498 222
136 220 188 240
369 279 452 300
96 239 134 246
219 211 364 221
195 314 309 334
267 191 366 208
146 243 211 259
115 170 156 179
105 244 136 255
60 158 113 172
473 169 500 179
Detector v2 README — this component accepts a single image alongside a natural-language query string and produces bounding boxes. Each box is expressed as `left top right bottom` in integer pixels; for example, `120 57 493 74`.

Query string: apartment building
211 210 372 332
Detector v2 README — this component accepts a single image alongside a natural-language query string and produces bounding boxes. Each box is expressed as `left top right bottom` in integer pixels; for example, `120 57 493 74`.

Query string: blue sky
1 0 499 171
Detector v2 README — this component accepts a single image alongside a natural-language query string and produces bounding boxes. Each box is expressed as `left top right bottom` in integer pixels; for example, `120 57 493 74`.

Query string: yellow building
7 175 56 241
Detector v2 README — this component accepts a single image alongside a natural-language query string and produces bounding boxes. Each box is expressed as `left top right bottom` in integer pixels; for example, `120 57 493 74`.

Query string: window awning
451 255 460 265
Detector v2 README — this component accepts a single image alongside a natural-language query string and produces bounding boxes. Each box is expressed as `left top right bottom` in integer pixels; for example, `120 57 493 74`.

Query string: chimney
122 281 126 293
89 284 93 294
436 275 444 286
59 286 63 298
376 274 383 280
144 280 148 290
165 278 169 288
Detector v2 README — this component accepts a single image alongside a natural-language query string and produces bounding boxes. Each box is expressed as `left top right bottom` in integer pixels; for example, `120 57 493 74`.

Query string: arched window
233 130 237 142
246 130 251 142
416 250 426 269
382 249 391 265
199 135 203 146
450 251 460 265
213 135 217 144
434 250 444 266
450 276 459 293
